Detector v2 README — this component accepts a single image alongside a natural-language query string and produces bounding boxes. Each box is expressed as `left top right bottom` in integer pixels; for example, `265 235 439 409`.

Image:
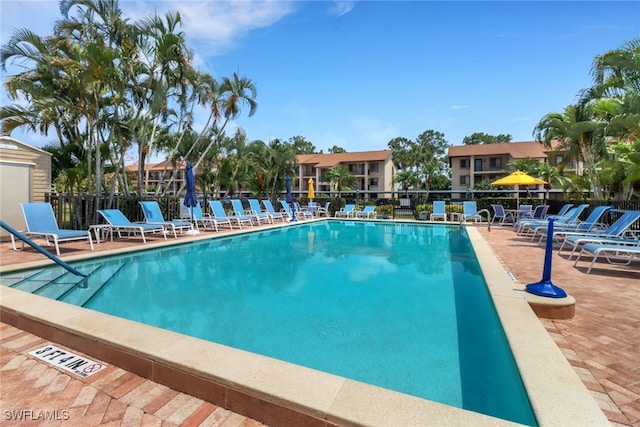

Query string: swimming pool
2 221 535 425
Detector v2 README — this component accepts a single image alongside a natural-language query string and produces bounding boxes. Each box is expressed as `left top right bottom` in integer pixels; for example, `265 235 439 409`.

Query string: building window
460 175 470 185
369 178 378 186
489 157 502 168
460 159 470 168
555 155 563 165
370 163 379 173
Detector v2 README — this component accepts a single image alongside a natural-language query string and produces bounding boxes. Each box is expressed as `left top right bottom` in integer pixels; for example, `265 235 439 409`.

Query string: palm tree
392 170 420 198
324 166 356 196
505 158 540 175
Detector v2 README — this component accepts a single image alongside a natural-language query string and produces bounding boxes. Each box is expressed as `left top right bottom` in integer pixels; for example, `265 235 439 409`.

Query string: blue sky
1 1 639 156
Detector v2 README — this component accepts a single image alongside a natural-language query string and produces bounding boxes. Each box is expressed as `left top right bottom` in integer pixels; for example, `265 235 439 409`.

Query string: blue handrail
0 220 87 278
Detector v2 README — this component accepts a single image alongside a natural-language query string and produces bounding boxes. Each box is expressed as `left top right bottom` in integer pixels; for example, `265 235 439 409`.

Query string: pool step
4 267 76 294
1 263 125 307
59 263 126 307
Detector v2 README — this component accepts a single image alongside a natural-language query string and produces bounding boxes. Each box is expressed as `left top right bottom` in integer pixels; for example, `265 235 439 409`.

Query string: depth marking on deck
29 345 107 378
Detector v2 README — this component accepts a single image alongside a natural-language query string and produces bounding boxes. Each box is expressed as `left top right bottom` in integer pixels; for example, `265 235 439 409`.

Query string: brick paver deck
1 221 639 426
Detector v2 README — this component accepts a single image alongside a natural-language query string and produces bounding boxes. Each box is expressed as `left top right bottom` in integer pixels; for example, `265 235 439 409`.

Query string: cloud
105 1 297 56
329 1 356 17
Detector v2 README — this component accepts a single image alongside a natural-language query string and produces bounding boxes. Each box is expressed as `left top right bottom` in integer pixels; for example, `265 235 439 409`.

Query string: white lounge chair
356 206 377 219
16 202 94 255
97 209 165 243
573 241 640 274
335 204 355 218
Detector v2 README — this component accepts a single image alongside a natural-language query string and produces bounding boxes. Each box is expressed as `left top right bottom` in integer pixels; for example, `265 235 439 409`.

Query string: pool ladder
459 209 492 232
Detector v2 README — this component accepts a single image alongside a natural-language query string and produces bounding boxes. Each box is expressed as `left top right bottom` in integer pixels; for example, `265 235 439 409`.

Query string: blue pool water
4 221 536 425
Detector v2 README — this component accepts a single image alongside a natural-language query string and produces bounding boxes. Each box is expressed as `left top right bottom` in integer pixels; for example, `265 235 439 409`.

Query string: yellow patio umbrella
307 177 315 200
491 171 547 209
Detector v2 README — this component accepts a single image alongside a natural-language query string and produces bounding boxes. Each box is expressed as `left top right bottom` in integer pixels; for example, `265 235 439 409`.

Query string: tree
328 145 346 154
505 158 540 175
324 165 356 196
388 130 450 197
393 170 420 198
289 136 316 154
462 132 512 145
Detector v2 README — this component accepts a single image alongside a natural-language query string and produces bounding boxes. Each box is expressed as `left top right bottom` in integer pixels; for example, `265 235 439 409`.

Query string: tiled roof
297 150 393 168
448 141 561 159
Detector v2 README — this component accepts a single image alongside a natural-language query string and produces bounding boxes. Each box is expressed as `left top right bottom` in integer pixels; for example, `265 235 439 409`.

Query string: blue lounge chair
515 204 568 234
557 210 640 258
533 205 611 244
208 200 237 229
188 202 222 231
431 201 447 222
16 202 94 255
248 199 273 225
97 209 165 243
262 199 289 222
522 204 590 238
356 206 377 219
279 200 305 220
139 201 193 238
461 201 482 222
335 204 355 218
225 200 253 228
573 241 640 274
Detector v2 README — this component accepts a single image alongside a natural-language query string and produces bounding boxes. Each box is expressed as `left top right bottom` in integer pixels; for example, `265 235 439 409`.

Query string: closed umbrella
491 171 547 209
183 162 200 234
308 177 315 201
285 175 296 222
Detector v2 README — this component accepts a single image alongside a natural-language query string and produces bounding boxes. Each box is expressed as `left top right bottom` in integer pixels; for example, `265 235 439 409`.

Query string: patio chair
557 210 640 258
519 204 589 237
573 241 640 274
490 204 509 225
262 199 289 222
16 202 94 255
248 199 274 225
335 204 356 218
461 201 483 222
533 205 611 244
208 200 237 229
227 200 254 228
355 206 377 219
97 209 166 243
294 202 314 219
139 201 194 238
431 201 447 222
187 202 221 231
316 202 331 217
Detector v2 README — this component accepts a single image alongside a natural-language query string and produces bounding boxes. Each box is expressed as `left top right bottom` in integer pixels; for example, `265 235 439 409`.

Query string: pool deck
0 219 638 426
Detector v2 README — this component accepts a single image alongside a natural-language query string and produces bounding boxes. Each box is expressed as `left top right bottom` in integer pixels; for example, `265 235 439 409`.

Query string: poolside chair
139 201 194 238
294 202 314 219
431 201 447 222
533 205 611 244
355 206 377 219
461 201 482 222
549 203 574 219
557 210 640 258
573 241 640 274
262 199 289 222
229 199 257 226
16 202 94 255
248 199 274 225
187 202 221 231
490 204 509 225
316 202 331 217
97 209 165 243
514 204 566 234
519 204 589 237
208 200 238 229
335 204 356 218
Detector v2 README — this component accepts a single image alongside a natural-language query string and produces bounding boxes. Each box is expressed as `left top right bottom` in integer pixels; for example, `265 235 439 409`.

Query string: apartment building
447 140 574 196
295 150 395 199
126 160 188 194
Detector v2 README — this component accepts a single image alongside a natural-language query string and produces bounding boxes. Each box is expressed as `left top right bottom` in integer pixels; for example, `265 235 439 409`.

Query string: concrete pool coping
0 220 608 426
